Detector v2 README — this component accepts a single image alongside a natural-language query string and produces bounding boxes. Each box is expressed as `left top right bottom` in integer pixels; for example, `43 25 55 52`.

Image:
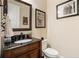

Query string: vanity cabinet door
17 49 39 58
3 51 13 58
29 49 40 58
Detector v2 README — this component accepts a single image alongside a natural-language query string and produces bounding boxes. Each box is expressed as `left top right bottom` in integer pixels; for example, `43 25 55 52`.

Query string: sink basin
14 39 32 44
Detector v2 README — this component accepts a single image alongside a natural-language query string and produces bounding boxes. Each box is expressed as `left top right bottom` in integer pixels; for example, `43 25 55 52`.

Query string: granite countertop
4 38 42 51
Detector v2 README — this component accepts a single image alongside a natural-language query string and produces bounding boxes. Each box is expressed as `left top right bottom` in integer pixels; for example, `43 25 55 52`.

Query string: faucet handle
20 32 23 35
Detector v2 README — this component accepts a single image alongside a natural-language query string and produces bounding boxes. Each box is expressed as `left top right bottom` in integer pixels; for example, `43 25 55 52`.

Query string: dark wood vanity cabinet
3 41 42 58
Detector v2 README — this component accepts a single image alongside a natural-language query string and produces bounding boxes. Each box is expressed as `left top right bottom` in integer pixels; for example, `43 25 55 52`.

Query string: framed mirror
7 0 32 31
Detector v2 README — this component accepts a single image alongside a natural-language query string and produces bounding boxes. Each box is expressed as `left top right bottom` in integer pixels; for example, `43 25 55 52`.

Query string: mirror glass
8 0 32 31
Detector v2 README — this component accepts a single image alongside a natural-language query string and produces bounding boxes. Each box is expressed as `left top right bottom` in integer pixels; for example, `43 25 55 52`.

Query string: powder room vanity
3 38 42 58
3 0 42 58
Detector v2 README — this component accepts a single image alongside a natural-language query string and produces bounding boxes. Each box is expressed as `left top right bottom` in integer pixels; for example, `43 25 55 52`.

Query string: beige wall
21 0 47 39
47 0 79 58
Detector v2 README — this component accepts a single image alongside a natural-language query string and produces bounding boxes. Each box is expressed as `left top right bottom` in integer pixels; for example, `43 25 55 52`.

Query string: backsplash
13 31 32 40
13 31 32 35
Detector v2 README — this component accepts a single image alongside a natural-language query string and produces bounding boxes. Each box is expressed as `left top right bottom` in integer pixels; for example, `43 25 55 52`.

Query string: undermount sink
14 39 32 44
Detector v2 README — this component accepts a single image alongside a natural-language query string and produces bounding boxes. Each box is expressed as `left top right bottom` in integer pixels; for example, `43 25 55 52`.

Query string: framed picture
23 17 28 25
56 0 79 19
35 9 46 28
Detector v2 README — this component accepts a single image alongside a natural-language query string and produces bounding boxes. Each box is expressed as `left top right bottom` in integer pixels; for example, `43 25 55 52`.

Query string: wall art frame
56 0 79 19
35 9 46 28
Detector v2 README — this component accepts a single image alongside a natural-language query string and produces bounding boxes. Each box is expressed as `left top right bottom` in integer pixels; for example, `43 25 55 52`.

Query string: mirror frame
7 0 32 31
